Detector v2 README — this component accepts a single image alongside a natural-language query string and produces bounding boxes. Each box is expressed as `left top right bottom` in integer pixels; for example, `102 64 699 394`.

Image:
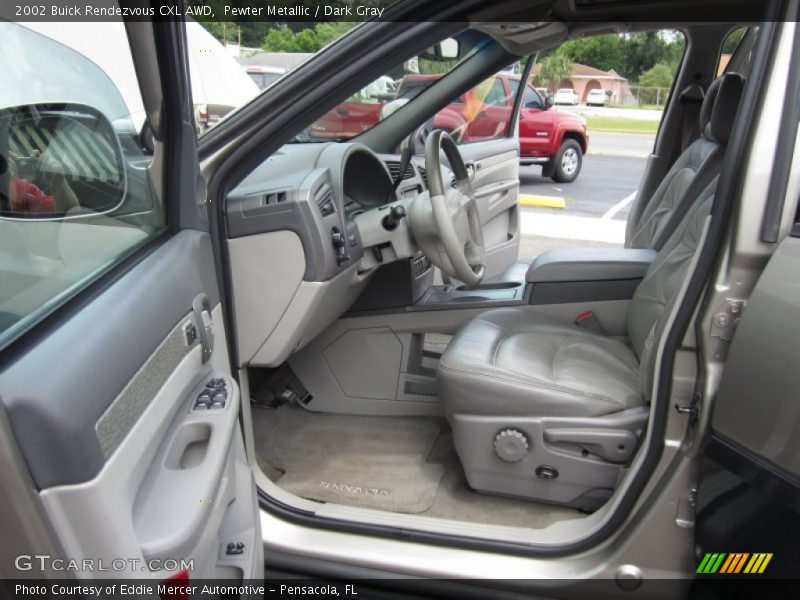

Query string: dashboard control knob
494 429 529 462
382 204 406 230
331 232 346 248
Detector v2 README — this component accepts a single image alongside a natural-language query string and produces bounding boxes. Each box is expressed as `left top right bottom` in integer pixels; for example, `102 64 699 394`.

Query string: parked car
553 87 580 105
586 88 609 106
398 73 587 182
245 66 286 90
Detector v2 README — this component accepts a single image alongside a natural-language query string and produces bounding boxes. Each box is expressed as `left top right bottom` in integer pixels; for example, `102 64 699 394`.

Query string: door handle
336 107 349 116
192 294 214 363
464 161 481 180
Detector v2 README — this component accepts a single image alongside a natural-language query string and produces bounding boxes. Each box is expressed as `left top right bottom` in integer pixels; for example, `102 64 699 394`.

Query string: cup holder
456 281 521 292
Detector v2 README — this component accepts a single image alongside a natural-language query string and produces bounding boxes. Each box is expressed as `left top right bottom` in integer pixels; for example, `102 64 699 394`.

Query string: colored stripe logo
697 552 773 574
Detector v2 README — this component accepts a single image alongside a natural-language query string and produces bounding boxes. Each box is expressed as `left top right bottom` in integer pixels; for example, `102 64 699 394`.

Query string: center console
348 248 657 316
411 280 526 311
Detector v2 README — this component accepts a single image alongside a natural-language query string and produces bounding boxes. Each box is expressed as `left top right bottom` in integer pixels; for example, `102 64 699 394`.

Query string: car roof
246 66 286 74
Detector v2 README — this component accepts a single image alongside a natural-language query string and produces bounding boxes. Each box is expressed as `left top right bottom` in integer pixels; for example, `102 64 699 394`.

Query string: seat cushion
438 308 643 418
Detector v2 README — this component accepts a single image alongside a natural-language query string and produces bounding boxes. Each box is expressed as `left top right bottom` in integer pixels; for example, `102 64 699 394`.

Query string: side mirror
1 103 126 218
139 119 155 155
545 95 555 109
419 38 460 62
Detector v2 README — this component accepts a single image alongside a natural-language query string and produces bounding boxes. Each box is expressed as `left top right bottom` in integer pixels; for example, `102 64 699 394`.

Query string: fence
623 85 671 108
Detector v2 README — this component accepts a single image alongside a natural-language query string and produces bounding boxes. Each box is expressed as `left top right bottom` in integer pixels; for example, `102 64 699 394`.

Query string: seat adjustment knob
494 429 529 462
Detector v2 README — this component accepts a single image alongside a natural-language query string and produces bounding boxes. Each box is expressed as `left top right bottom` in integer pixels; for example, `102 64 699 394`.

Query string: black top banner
0 0 773 23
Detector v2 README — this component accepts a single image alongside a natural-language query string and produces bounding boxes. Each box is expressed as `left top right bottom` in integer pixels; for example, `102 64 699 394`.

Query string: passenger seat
500 72 744 283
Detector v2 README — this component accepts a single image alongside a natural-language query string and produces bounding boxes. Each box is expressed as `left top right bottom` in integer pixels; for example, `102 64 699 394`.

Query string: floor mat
254 406 445 513
253 405 583 528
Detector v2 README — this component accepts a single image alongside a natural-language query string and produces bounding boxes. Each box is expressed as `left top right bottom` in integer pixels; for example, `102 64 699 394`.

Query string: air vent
314 183 335 217
263 191 287 205
386 160 415 181
241 190 287 211
415 167 455 190
411 254 430 277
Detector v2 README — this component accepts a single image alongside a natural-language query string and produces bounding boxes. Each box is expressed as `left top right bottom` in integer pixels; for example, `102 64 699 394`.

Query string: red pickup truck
310 72 589 182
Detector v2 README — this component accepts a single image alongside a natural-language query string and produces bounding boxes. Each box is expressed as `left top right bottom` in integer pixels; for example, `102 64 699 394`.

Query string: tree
560 35 622 73
618 31 683 80
638 63 674 88
535 50 573 93
261 26 300 52
202 21 237 44
261 23 357 53
722 27 746 53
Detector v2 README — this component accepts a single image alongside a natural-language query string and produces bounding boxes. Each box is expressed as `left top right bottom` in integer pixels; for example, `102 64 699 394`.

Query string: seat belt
575 310 604 334
678 83 705 151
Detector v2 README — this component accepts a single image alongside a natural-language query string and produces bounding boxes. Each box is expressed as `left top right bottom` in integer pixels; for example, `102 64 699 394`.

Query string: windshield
192 22 483 140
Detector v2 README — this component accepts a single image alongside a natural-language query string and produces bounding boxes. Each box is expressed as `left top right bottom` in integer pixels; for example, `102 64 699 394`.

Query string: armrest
526 248 657 283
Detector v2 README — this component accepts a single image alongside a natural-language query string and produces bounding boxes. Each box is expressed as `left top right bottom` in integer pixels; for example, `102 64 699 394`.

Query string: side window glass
435 73 517 144
484 78 508 106
0 21 164 349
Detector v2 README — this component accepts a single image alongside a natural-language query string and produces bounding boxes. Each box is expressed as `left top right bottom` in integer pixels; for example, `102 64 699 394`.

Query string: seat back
627 178 717 396
626 73 744 251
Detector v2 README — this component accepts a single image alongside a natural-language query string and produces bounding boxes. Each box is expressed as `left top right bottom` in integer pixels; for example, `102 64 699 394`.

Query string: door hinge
675 488 697 528
710 298 746 341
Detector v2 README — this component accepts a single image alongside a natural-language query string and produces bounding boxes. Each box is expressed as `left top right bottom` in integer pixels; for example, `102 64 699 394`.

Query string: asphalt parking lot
520 153 646 220
516 131 653 256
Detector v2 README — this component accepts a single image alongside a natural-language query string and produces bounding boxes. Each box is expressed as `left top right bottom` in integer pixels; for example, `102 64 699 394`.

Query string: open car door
707 225 800 506
438 72 525 282
0 17 261 581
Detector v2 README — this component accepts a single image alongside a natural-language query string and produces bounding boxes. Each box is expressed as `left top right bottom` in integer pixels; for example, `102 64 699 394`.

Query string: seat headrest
700 73 745 144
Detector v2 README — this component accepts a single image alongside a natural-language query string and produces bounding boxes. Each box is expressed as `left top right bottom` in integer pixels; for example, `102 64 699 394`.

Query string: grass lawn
586 116 660 134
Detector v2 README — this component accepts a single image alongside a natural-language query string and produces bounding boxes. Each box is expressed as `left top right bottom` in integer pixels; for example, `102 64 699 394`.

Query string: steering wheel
408 130 485 285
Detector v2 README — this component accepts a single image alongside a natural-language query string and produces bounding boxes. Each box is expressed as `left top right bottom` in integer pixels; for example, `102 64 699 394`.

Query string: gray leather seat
499 73 743 284
438 180 717 508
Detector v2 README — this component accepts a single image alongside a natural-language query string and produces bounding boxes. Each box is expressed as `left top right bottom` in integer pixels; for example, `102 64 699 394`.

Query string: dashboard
225 141 432 367
227 142 429 281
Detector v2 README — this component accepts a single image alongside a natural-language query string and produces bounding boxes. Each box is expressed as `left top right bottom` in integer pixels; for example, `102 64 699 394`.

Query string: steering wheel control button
535 465 559 480
494 429 529 462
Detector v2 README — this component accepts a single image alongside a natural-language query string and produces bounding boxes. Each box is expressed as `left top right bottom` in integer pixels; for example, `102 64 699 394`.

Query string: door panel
457 137 521 281
708 234 800 499
0 231 262 578
0 17 261 581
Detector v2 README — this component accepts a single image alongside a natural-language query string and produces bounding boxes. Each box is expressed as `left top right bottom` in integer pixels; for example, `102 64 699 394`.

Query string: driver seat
438 181 716 509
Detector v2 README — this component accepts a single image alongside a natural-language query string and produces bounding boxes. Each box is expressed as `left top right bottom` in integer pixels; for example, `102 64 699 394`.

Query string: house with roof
533 62 631 104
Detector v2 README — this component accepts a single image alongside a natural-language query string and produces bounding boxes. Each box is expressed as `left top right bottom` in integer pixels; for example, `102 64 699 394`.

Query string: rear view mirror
0 103 125 218
419 38 460 62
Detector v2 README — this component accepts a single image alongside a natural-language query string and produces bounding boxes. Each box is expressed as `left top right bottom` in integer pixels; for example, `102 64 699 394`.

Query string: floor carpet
252 405 583 528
